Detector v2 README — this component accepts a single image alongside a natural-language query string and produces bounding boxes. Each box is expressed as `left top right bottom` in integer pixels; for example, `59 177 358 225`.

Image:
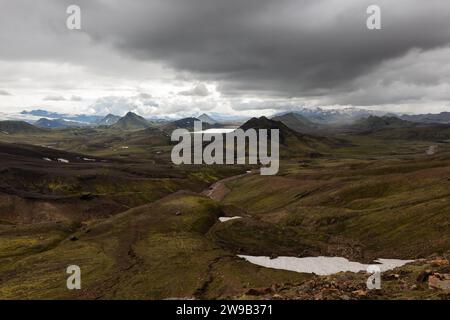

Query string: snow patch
219 216 242 222
238 255 415 276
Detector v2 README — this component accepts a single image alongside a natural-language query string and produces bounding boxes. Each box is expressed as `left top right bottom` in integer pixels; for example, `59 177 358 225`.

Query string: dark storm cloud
79 0 450 100
2 0 450 109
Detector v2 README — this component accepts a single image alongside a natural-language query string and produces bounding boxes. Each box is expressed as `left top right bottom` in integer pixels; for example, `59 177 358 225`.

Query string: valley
0 111 449 299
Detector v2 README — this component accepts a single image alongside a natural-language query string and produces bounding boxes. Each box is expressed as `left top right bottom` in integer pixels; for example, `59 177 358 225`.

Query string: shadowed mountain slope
350 116 414 133
272 112 321 134
0 121 46 134
238 116 345 156
400 112 450 124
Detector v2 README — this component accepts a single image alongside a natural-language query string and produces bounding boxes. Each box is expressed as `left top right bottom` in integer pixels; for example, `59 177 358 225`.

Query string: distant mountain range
350 116 414 132
334 115 450 141
269 112 450 140
35 118 91 129
274 107 388 125
4 108 450 133
2 109 450 145
273 107 450 127
21 109 64 118
271 112 321 134
21 109 103 124
399 112 450 124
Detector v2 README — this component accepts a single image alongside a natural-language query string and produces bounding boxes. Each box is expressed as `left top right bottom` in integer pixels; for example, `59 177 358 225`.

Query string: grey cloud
90 94 217 117
70 95 83 101
43 95 66 101
178 83 210 96
138 93 152 99
325 46 450 106
90 96 136 116
81 0 450 100
0 89 12 96
137 93 159 106
90 95 159 115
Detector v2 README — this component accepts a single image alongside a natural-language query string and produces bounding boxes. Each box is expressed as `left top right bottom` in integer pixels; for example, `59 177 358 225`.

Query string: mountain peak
112 112 150 130
197 113 217 124
239 116 297 143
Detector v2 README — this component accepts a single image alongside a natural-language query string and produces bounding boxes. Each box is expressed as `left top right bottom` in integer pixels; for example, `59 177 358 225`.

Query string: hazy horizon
2 105 449 121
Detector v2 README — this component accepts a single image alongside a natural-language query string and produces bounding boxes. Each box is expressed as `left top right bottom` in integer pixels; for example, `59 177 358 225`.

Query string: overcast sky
1 0 450 117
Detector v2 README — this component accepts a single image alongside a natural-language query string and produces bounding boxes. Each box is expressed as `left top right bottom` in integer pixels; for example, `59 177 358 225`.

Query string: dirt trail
202 171 253 201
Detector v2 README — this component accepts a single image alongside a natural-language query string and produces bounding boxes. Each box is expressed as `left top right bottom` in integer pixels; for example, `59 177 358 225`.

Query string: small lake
238 255 415 275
